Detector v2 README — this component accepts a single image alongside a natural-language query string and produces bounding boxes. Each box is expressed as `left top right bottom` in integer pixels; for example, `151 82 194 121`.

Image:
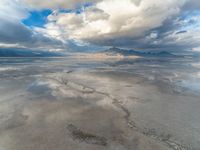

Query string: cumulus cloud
0 0 28 21
20 0 100 9
0 0 67 51
20 0 143 9
183 0 200 10
35 0 200 51
0 0 200 52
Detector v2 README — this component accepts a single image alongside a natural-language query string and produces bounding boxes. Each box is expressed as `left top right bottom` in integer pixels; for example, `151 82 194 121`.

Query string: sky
0 0 199 52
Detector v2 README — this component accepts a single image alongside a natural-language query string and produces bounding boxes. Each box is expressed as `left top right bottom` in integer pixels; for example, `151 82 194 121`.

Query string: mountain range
0 47 189 58
0 49 62 57
103 47 177 57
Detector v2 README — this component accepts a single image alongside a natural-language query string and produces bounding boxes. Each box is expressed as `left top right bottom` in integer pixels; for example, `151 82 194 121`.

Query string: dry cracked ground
0 58 200 150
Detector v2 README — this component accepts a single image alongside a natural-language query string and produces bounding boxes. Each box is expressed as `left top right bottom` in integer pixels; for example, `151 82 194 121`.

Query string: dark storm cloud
0 19 32 43
0 17 67 51
183 0 200 10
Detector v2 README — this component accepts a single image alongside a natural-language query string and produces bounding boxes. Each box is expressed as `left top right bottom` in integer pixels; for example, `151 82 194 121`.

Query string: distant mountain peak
102 47 177 57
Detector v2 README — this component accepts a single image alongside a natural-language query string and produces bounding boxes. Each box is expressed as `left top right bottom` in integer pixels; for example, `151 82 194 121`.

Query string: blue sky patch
22 9 52 27
22 2 93 28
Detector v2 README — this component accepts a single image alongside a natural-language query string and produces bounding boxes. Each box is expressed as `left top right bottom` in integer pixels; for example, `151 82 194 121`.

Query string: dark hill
103 47 177 57
0 49 62 57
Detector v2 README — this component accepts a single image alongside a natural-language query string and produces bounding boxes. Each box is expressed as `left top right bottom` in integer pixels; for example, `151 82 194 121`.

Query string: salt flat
0 57 200 150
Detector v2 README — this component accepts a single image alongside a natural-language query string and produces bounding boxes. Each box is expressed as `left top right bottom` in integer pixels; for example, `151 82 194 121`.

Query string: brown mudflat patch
67 124 107 146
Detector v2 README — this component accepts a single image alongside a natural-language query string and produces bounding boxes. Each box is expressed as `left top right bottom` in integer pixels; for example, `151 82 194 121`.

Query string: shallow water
0 57 200 150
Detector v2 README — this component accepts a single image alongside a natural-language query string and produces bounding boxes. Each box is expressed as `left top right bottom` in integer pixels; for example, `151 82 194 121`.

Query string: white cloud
39 0 188 47
0 0 199 51
0 0 69 51
193 47 200 52
0 0 28 21
20 0 100 9
0 43 25 48
20 0 143 10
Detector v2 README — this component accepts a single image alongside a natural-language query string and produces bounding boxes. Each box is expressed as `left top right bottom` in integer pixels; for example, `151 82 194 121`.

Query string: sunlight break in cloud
0 0 200 51
33 0 199 50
